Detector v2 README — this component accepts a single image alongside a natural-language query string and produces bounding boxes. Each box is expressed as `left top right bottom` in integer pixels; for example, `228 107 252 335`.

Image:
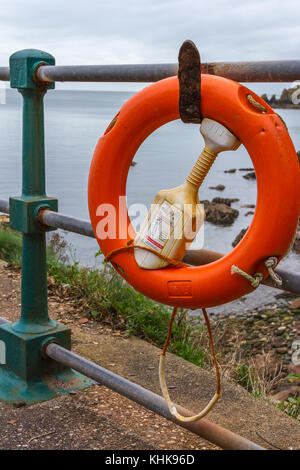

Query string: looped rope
159 307 221 422
104 240 221 422
264 256 282 286
231 256 282 288
231 265 263 288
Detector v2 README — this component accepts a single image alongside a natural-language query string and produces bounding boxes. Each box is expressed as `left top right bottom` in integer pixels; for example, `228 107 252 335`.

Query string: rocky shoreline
207 297 300 405
261 86 300 109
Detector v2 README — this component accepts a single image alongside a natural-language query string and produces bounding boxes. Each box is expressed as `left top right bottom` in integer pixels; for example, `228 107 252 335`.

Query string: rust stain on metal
33 62 51 90
178 40 201 123
36 206 51 232
201 62 217 76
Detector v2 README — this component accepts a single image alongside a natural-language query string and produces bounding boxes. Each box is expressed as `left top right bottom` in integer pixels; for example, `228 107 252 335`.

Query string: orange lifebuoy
88 75 300 309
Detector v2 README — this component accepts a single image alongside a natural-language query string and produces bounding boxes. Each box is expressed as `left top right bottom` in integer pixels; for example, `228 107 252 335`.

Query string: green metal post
15 82 55 333
0 50 92 404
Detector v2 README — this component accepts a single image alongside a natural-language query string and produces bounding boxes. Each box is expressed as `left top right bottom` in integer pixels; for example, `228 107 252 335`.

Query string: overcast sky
0 0 299 94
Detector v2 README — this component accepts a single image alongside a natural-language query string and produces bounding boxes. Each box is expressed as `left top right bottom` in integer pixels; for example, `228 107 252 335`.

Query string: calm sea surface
1 88 300 314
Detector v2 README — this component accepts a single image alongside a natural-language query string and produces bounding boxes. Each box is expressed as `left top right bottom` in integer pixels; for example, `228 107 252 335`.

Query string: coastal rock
290 298 300 309
201 200 239 225
262 88 300 108
232 227 248 247
239 168 254 172
212 197 239 206
209 184 225 191
241 204 255 209
243 171 256 180
292 231 300 254
224 169 236 173
245 211 254 216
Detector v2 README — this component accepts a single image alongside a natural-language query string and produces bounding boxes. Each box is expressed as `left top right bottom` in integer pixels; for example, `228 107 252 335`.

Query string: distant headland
261 85 300 109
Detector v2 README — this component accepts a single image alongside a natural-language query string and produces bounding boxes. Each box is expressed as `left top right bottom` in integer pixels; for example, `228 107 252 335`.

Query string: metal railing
2 59 300 83
0 48 299 450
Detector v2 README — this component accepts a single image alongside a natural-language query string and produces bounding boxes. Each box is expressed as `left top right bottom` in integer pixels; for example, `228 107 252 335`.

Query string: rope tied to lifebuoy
104 242 221 422
105 241 284 421
265 257 283 286
104 239 187 268
159 306 221 422
231 265 263 288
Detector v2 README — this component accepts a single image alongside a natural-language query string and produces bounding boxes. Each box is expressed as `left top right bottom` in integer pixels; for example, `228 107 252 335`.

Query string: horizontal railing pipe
28 60 300 83
37 63 178 83
39 208 95 238
1 60 300 83
45 342 264 450
0 310 264 449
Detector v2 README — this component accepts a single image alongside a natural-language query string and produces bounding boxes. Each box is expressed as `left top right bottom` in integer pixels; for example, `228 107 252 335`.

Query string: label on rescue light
143 201 182 252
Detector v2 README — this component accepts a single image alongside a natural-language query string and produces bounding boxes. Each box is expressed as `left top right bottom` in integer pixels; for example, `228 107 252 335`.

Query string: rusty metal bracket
178 40 202 123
